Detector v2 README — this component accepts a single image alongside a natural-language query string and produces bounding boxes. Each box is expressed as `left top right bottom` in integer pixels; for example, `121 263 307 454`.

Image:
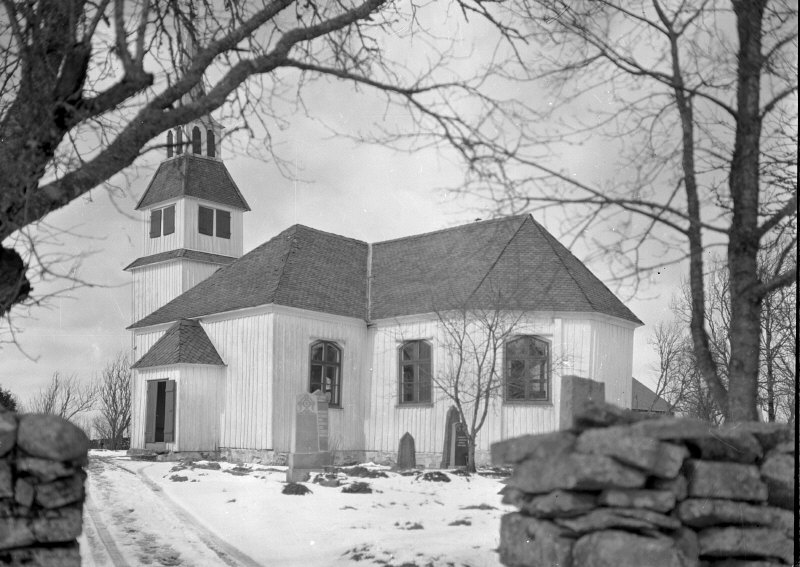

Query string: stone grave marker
559 375 605 430
453 423 470 467
397 432 416 469
287 390 332 482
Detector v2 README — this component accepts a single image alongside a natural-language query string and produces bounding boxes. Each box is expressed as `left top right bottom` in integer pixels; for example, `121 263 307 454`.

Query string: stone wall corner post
0 411 89 567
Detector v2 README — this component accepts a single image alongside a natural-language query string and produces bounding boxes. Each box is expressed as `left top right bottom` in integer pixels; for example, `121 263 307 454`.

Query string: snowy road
81 456 261 566
80 453 511 566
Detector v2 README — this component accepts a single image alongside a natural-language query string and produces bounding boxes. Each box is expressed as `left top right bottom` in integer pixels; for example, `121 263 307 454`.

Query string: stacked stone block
0 412 89 566
492 402 796 567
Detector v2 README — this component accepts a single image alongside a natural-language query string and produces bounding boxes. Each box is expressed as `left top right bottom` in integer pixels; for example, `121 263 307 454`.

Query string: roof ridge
176 318 193 361
215 158 251 211
272 225 299 304
465 215 529 304
374 214 529 246
134 161 168 209
291 223 369 246
526 217 605 314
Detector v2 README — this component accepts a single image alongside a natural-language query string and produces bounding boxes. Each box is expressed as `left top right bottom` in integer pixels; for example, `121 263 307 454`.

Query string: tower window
167 131 174 158
149 205 176 238
217 210 231 238
198 206 214 236
207 130 216 158
176 129 183 155
198 205 231 239
192 126 202 154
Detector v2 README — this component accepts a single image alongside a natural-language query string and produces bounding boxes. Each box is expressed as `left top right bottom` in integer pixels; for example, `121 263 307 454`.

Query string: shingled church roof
129 215 641 329
136 154 250 211
131 319 225 368
129 225 369 328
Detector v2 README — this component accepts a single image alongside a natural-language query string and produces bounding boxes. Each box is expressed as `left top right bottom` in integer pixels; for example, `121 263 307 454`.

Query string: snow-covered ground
80 451 513 566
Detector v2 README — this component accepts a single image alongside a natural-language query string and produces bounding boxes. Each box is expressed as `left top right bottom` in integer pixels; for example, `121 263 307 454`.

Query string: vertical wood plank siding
130 310 635 458
130 365 177 450
201 313 273 450
182 197 243 257
176 364 224 451
182 261 223 290
589 319 634 407
131 330 167 450
368 316 560 455
271 311 370 453
130 364 222 451
142 200 184 256
132 263 183 323
141 198 243 258
367 315 633 455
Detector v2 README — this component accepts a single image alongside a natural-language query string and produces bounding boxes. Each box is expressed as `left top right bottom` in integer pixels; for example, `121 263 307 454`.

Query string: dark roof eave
124 249 238 271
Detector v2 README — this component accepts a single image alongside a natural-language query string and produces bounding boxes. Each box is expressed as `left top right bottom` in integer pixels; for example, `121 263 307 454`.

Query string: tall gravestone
453 423 470 467
559 375 605 430
397 432 416 470
286 391 332 482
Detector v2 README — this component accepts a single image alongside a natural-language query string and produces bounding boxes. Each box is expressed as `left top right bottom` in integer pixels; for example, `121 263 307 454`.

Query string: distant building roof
136 154 250 211
124 249 238 271
631 378 671 414
131 319 225 368
129 215 642 329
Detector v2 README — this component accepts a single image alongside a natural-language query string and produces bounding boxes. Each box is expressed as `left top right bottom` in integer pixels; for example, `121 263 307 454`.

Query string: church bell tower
125 116 250 324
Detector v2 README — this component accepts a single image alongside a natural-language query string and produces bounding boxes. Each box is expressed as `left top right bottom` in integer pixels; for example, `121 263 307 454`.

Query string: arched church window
310 341 342 407
166 131 174 158
207 130 216 157
192 126 202 154
505 336 550 402
176 129 183 154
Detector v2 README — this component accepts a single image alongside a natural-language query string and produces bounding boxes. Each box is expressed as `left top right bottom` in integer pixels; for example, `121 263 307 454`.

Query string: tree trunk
726 0 766 422
763 304 776 422
466 437 477 473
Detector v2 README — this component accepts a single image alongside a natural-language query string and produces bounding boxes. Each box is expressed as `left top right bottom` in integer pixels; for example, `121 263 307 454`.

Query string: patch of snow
83 455 514 566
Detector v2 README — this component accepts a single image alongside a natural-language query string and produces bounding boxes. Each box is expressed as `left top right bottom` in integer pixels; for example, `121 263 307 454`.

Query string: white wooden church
127 116 642 466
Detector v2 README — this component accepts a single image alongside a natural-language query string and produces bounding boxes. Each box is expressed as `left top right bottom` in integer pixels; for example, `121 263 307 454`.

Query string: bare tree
458 1 797 422
647 320 687 414
26 371 97 422
0 0 526 318
653 252 796 423
649 321 724 424
757 244 796 423
93 354 132 450
434 305 524 472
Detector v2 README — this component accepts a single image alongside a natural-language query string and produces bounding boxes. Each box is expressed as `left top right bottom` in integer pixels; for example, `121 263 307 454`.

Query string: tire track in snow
84 491 133 567
103 458 263 567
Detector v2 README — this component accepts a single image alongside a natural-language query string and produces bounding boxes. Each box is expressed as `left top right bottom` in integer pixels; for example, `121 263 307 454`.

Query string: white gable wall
131 263 183 324
366 312 635 465
141 199 184 256
271 307 370 454
140 197 244 258
367 315 560 463
130 327 169 450
200 311 273 451
129 307 635 463
182 197 243 257
588 317 635 408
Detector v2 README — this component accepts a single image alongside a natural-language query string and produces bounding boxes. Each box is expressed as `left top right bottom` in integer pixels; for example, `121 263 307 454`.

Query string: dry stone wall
0 412 89 567
492 402 796 567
